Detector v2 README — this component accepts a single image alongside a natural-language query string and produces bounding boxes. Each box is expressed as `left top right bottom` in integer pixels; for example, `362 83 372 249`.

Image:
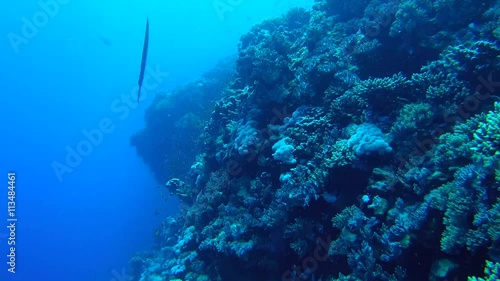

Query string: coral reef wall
131 57 236 183
131 0 500 280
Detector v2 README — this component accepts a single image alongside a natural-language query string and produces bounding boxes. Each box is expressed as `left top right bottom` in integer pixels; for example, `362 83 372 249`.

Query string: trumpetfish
137 18 149 102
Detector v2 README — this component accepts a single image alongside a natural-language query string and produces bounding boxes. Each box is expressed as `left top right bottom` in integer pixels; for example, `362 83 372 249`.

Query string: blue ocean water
0 1 312 280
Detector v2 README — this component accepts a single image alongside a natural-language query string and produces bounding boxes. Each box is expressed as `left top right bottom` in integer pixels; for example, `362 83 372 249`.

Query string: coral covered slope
131 0 500 280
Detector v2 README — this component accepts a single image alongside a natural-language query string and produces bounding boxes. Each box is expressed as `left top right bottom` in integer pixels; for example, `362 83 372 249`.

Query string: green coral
390 103 435 137
437 166 477 253
486 201 500 242
428 103 500 256
425 74 470 105
441 40 500 73
326 139 356 168
432 110 484 171
472 102 500 167
468 260 500 281
355 72 409 94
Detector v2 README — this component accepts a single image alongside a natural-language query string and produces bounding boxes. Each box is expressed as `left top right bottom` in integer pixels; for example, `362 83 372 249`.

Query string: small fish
137 18 149 102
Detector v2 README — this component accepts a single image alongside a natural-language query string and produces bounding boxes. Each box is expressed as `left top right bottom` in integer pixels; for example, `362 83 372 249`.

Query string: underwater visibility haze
2 0 500 280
